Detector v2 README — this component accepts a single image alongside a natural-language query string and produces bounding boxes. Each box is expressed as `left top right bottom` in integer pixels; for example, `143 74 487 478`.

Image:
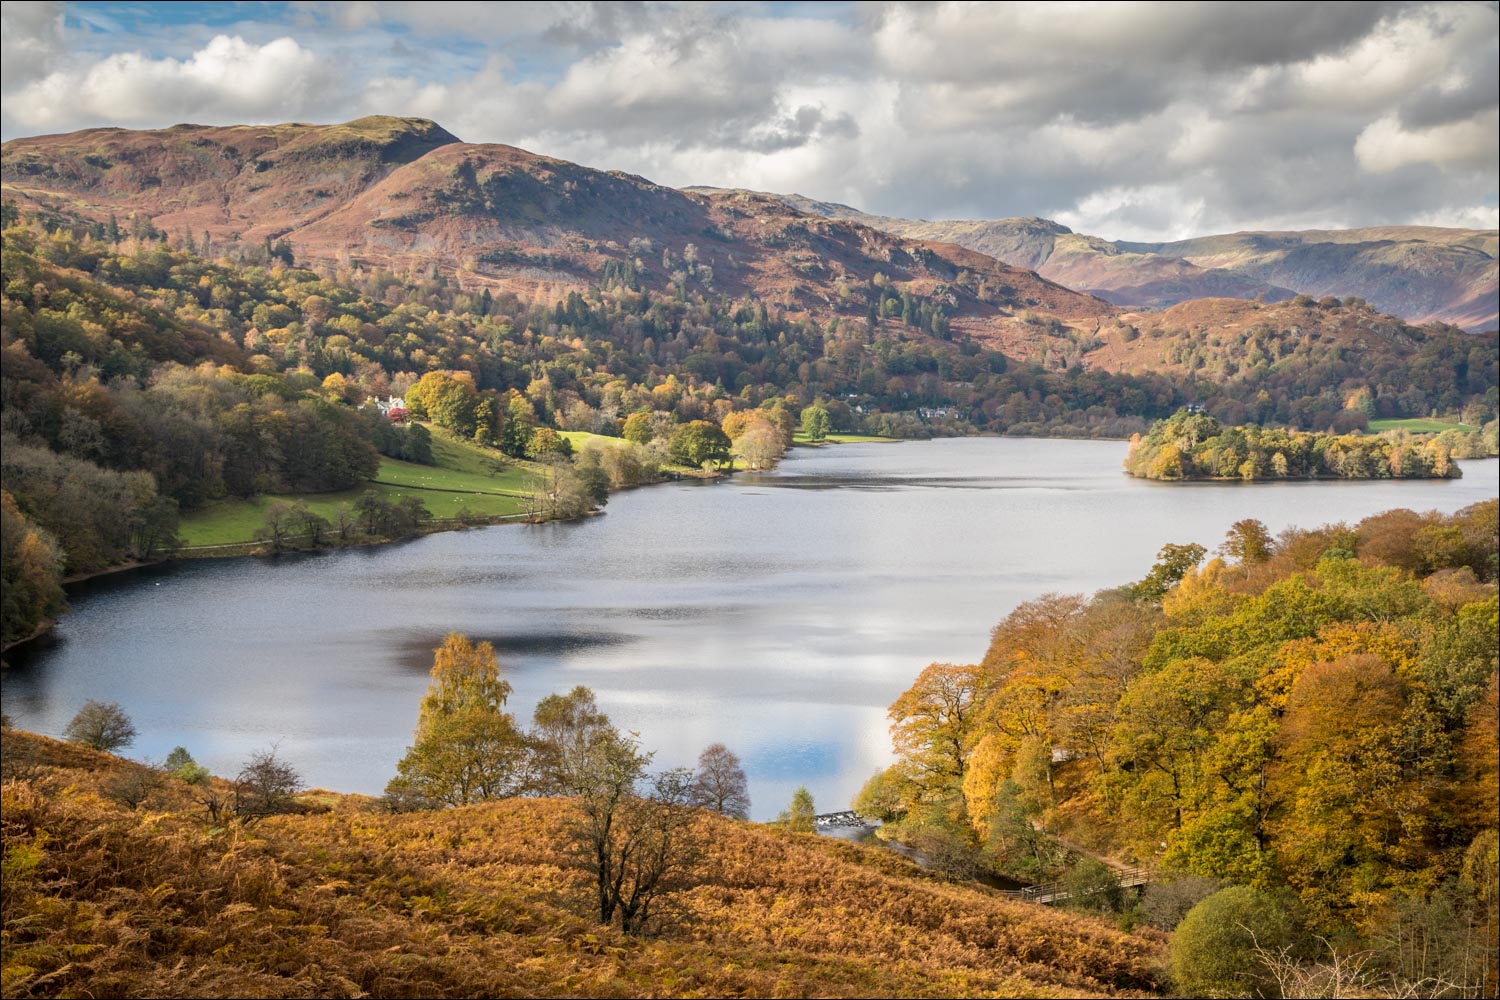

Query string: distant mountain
696 190 1497 331
1119 228 1498 332
1 117 1114 344
2 116 460 243
4 117 1491 413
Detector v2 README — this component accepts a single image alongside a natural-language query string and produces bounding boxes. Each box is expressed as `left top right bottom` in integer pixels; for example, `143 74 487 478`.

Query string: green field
1368 418 1477 434
559 430 628 450
793 432 898 445
178 428 532 547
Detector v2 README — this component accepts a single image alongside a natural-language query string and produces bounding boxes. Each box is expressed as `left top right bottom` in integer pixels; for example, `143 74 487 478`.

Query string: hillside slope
704 189 1496 331
1 118 1115 344
1 729 1166 998
1120 228 1499 331
2 116 459 243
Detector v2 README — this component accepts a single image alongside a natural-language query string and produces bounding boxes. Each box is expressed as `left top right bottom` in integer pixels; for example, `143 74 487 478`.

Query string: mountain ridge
1 116 1118 345
688 187 1497 331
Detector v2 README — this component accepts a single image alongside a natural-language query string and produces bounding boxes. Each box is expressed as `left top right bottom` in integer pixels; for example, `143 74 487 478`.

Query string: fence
998 866 1151 906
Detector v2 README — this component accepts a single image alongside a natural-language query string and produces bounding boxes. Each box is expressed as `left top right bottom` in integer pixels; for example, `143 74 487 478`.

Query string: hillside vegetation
2 124 1496 646
862 500 1499 995
722 189 1497 331
0 729 1165 999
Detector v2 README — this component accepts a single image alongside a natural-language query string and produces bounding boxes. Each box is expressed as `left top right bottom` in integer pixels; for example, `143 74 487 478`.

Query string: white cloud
0 1 1494 240
1355 110 1500 173
10 34 342 130
1 0 65 90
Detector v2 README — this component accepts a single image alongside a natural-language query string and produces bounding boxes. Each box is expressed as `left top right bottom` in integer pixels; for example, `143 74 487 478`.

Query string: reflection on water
4 439 1495 819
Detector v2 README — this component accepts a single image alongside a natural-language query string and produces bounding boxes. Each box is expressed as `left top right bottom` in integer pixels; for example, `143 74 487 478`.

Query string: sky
1 1 1496 241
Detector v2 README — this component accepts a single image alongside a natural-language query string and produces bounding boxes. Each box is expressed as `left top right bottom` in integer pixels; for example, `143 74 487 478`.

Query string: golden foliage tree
387 633 525 808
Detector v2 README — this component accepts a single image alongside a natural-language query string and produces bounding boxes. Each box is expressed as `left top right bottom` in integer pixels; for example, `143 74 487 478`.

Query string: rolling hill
701 190 1497 331
1 728 1166 998
1 117 1115 345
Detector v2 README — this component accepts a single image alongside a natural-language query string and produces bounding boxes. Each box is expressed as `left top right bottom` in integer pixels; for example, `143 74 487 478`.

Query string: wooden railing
998 866 1150 906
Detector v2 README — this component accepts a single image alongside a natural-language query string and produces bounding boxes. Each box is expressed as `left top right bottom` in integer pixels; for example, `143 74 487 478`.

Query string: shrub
103 765 165 810
204 746 302 827
1170 885 1293 998
1061 857 1122 913
1141 876 1223 930
164 746 209 785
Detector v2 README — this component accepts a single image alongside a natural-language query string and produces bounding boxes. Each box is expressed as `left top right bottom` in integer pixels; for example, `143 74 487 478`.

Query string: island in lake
1125 410 1470 481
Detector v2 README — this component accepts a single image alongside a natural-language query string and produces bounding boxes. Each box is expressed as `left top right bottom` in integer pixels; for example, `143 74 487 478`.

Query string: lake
4 438 1496 819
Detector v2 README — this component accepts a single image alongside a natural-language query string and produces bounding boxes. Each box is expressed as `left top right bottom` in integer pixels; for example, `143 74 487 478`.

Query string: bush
1141 875 1223 930
1061 857 1122 913
103 765 165 810
63 700 137 752
164 746 209 785
1170 885 1293 998
204 746 302 827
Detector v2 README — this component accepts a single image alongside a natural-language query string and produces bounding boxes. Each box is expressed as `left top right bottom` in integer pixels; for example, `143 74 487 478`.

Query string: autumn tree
621 411 654 444
0 490 65 647
386 633 525 808
406 371 479 437
888 661 982 806
730 422 786 470
1268 653 1422 927
1110 656 1249 835
1219 517 1273 566
527 685 618 796
688 742 750 819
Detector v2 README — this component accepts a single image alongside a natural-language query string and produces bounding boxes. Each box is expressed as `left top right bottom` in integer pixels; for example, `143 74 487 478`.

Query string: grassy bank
178 429 532 548
793 432 899 445
1367 417 1478 434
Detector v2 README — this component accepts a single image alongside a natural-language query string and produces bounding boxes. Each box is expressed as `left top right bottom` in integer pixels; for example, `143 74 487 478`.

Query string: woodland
858 501 1499 996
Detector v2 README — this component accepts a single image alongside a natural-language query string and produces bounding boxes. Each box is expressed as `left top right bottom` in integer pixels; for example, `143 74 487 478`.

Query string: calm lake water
5 439 1496 819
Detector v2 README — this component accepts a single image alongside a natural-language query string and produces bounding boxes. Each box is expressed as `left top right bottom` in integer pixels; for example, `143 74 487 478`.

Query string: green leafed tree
1131 541 1207 603
1169 885 1293 999
668 420 731 469
800 404 832 442
787 785 816 833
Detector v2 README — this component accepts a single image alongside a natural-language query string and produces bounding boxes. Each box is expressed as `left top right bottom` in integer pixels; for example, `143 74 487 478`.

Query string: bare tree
64 700 137 752
610 767 702 935
204 745 302 828
688 743 751 820
537 689 702 935
103 763 166 810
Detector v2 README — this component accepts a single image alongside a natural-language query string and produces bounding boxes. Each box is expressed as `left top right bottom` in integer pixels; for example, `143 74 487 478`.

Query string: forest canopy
864 499 1499 992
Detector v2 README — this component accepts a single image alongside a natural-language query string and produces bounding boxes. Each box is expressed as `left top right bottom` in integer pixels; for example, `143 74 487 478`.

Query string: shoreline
5 466 721 650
